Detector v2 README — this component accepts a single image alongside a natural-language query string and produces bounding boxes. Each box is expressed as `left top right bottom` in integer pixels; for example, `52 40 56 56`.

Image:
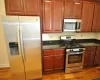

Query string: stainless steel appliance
65 47 85 73
63 19 81 32
60 36 85 73
2 16 42 80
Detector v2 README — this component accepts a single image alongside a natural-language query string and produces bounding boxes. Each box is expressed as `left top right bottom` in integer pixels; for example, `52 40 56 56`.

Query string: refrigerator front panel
19 17 42 79
2 20 26 80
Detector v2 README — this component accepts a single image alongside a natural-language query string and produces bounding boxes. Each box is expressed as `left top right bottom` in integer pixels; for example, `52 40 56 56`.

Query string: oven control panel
66 48 85 53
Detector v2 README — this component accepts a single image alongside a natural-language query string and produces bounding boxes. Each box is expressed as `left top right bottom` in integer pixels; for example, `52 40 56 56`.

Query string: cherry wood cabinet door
94 51 100 65
43 49 54 72
64 0 82 18
84 52 95 66
43 0 52 32
5 0 24 15
54 49 64 70
43 56 54 71
64 1 73 18
84 46 96 67
54 54 64 70
73 1 82 18
24 0 40 16
92 3 100 32
53 0 64 32
81 2 94 32
84 53 88 66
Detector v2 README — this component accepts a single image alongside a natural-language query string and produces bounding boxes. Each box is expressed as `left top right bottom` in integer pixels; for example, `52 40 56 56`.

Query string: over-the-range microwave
63 19 81 32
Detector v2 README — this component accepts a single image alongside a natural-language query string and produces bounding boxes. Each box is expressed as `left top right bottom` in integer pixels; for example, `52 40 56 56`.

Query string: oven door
65 52 84 68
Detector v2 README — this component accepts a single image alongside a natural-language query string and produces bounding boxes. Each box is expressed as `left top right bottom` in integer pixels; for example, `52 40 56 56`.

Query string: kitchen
0 0 100 80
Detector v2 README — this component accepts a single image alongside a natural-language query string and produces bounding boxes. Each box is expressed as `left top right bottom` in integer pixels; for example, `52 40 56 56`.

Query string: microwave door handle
77 22 80 31
75 22 77 31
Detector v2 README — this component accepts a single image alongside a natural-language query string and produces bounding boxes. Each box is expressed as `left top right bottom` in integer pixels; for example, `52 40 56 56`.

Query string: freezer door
19 17 42 80
2 19 25 80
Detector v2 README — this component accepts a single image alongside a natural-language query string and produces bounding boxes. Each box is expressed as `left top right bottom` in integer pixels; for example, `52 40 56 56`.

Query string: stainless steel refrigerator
2 16 42 80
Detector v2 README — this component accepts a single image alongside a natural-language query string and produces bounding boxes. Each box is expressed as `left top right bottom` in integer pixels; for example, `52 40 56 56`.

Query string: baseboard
0 64 10 68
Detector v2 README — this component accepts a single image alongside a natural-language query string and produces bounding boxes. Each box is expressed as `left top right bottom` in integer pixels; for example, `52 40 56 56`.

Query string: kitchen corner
0 0 100 79
42 34 100 74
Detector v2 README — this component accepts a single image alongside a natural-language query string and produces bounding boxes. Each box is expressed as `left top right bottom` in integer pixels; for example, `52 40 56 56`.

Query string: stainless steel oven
65 48 85 73
63 19 81 32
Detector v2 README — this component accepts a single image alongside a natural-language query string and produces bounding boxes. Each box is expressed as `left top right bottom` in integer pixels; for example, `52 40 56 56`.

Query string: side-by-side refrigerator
2 16 42 80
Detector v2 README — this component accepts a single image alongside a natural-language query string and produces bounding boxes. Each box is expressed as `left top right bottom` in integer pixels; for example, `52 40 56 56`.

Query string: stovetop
60 43 85 49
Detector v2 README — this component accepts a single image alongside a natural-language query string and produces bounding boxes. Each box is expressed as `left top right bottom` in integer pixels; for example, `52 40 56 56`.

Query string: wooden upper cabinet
5 0 24 15
24 0 40 16
43 0 52 32
43 0 64 33
81 1 94 32
92 3 100 32
5 0 41 15
64 0 82 19
53 0 64 32
73 1 82 18
64 1 73 18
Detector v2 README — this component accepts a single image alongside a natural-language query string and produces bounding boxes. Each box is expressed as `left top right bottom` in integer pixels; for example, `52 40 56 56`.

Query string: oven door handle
66 52 84 55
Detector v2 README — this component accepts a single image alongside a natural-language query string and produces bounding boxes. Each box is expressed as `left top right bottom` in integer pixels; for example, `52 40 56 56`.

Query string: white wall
0 0 9 68
42 32 97 41
95 33 100 40
0 16 9 68
0 0 6 16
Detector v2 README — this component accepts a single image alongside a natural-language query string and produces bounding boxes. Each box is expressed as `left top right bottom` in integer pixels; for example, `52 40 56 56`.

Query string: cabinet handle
75 3 81 4
45 0 51 2
45 69 53 71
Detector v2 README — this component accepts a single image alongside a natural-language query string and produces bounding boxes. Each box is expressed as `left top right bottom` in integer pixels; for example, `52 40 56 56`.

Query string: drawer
43 50 54 56
54 49 64 55
85 46 96 52
96 47 100 51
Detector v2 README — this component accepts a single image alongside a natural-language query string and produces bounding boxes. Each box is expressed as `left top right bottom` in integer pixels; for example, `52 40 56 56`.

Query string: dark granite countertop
43 45 66 49
42 39 100 50
79 43 100 47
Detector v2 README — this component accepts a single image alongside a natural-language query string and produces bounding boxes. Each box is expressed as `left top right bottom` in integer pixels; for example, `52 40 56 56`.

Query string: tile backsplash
96 33 100 40
42 32 99 41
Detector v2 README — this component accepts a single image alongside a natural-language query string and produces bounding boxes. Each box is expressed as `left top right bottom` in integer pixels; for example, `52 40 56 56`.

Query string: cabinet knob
75 3 81 4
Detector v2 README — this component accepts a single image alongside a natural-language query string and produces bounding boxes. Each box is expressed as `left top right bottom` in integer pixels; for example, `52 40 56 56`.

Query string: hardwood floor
0 68 12 80
42 67 100 80
0 67 100 80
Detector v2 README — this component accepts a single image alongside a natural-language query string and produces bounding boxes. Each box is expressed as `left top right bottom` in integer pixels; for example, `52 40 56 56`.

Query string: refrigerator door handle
20 26 26 62
17 26 22 56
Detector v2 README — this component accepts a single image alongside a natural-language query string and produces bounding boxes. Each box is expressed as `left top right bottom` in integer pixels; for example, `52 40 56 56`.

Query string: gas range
61 43 84 48
60 43 85 53
60 36 86 73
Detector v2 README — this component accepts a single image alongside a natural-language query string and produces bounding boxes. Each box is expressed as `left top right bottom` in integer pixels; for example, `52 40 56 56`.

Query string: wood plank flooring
0 67 100 80
42 67 100 80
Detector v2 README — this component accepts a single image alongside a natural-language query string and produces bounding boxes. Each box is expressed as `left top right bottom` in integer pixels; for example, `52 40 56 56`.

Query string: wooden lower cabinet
94 50 100 65
54 54 64 70
84 46 96 67
43 56 54 72
43 49 64 74
84 52 95 66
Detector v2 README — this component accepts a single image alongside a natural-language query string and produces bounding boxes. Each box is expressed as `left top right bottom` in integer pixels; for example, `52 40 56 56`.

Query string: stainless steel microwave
63 19 81 32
